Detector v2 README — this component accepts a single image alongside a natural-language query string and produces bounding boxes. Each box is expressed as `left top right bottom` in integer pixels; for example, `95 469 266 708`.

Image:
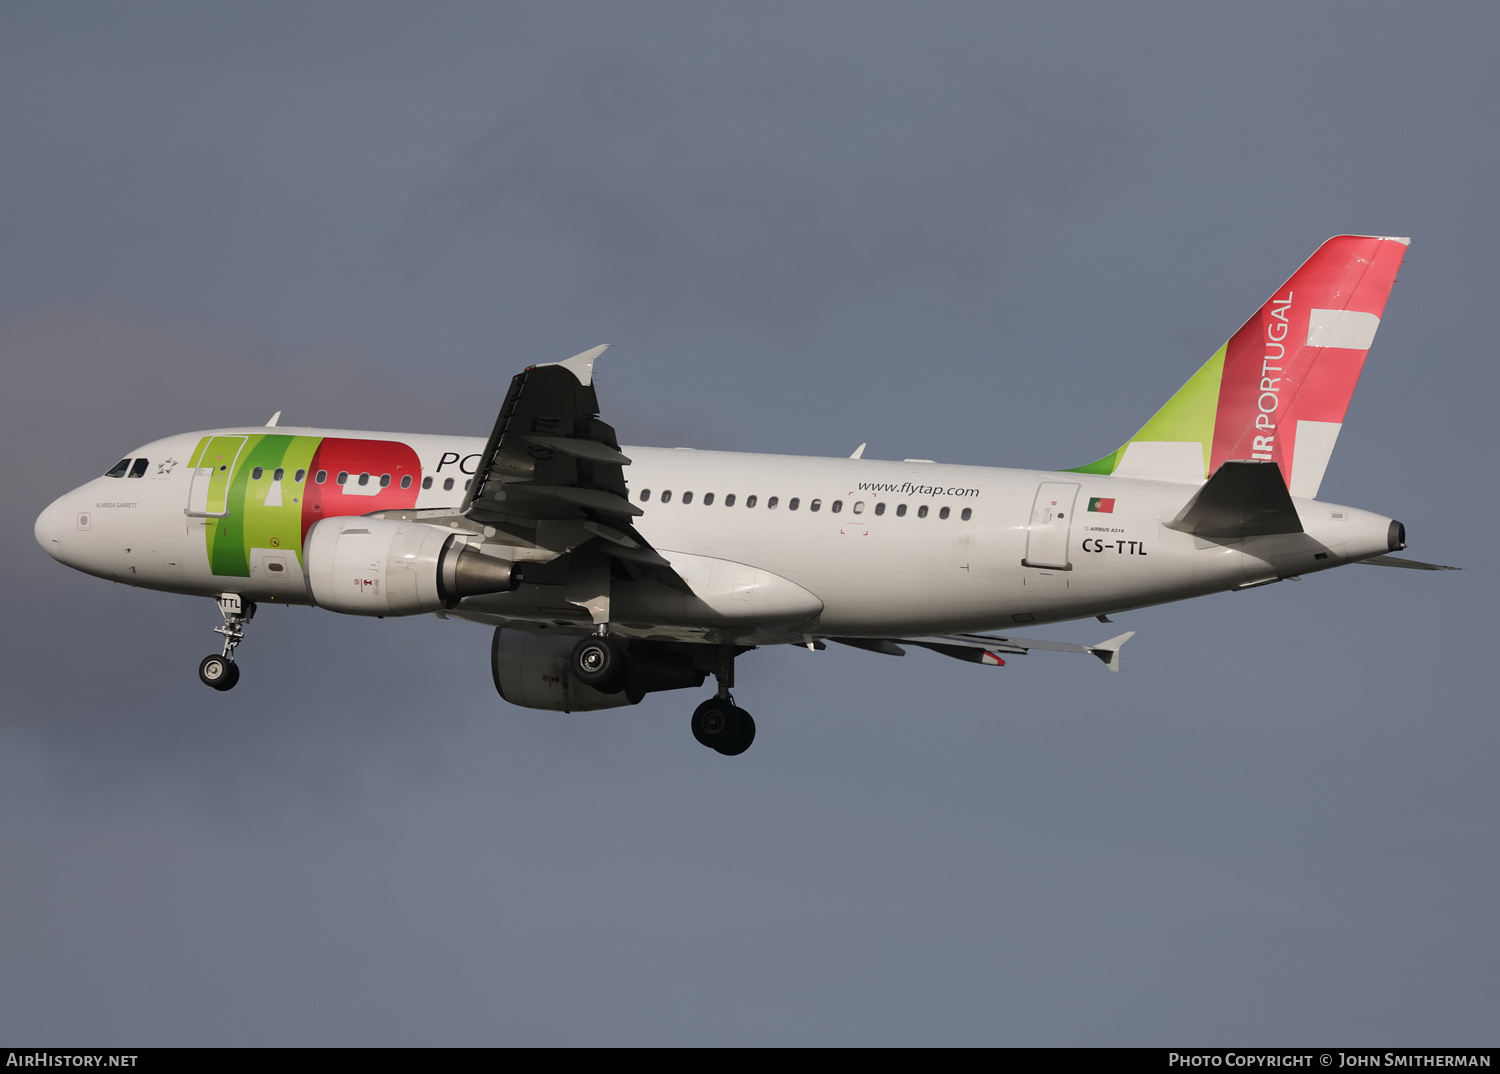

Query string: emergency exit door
186 436 247 519
1023 482 1079 570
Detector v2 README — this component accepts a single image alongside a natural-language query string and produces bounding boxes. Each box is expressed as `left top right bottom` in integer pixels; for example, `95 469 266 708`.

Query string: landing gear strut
199 593 254 692
691 645 756 756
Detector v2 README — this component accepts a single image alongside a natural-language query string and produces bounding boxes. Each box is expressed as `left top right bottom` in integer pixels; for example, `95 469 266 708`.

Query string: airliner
33 235 1454 756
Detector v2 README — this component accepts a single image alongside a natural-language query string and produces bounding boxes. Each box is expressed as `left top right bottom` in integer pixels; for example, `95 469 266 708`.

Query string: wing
832 630 1137 672
462 345 639 525
457 346 676 571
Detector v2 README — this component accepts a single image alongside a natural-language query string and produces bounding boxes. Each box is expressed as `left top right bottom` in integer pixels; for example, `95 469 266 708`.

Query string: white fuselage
34 427 1399 644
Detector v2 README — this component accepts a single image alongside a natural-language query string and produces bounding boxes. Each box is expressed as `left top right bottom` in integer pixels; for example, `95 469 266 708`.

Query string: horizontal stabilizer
1165 460 1302 539
1358 555 1461 571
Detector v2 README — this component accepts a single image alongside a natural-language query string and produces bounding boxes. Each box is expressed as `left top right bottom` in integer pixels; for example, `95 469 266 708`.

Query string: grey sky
1 3 1494 1045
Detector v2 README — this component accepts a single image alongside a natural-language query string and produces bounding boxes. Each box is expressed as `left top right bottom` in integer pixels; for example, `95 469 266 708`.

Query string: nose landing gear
199 593 255 692
691 645 756 756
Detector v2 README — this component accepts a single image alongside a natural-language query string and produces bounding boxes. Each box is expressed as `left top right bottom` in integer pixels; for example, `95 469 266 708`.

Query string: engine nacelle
491 629 707 712
306 516 516 616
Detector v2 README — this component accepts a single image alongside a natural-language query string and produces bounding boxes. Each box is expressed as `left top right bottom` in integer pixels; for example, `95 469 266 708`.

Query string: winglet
265 410 281 427
850 443 867 459
541 344 610 387
1089 631 1136 672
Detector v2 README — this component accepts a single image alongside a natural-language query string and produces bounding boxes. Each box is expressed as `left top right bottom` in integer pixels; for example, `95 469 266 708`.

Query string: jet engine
491 628 706 712
305 516 517 616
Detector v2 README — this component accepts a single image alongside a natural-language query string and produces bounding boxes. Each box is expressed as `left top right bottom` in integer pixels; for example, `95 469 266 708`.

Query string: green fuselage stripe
202 434 321 577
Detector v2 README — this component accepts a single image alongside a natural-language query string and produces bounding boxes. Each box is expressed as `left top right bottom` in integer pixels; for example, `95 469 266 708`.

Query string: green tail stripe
1065 344 1225 477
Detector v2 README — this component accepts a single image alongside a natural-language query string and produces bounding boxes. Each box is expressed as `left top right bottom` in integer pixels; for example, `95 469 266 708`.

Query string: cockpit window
105 459 131 478
128 458 149 478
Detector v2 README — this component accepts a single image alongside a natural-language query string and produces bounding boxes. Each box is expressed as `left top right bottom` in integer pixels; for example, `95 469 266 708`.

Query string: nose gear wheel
198 594 255 691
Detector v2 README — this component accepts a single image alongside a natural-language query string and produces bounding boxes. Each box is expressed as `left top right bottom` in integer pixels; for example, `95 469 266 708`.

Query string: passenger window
128 458 149 478
682 491 694 504
661 490 673 503
725 494 736 507
267 561 285 573
315 470 327 484
961 507 972 521
358 473 370 486
939 506 951 520
273 467 285 482
422 476 432 489
789 498 800 511
337 471 349 485
831 500 843 513
875 502 886 516
640 489 651 502
852 501 864 514
294 469 306 483
443 477 454 491
896 503 907 517
767 496 778 509
917 505 929 518
746 495 757 508
464 479 472 491
106 459 131 478
401 475 413 489
703 492 714 505
251 466 264 480
810 499 821 512
380 474 391 488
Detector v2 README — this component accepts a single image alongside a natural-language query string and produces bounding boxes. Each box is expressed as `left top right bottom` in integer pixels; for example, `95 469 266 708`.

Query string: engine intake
491 629 707 711
306 516 516 616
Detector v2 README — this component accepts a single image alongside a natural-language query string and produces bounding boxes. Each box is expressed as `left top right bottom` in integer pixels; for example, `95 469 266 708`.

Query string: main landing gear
567 635 757 756
199 593 255 692
691 645 756 757
691 697 756 757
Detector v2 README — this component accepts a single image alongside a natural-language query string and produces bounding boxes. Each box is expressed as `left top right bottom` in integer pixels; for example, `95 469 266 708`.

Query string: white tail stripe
1289 420 1342 498
1306 309 1380 350
1113 440 1206 484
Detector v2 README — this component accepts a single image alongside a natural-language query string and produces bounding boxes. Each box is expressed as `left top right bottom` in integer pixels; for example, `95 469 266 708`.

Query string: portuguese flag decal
1088 497 1115 513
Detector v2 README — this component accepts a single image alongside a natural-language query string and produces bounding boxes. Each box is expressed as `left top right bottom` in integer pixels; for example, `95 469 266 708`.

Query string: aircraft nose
34 494 75 563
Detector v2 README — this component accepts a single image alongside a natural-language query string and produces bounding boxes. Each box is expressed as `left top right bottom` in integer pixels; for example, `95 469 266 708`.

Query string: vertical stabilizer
1068 235 1408 495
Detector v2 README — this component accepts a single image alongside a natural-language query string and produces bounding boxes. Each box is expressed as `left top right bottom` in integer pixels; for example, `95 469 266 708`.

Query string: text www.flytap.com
856 481 980 498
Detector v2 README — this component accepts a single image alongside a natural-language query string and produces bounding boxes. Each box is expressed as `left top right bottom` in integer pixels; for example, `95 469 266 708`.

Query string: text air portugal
1209 235 1406 485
